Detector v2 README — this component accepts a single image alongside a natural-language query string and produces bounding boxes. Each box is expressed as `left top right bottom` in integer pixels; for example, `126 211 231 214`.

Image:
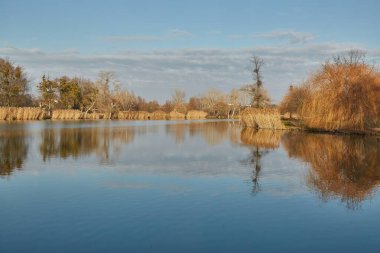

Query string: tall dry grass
150 110 168 120
117 111 151 120
281 59 380 131
282 132 380 208
51 109 84 120
186 110 208 119
0 107 46 120
169 110 186 119
240 108 285 130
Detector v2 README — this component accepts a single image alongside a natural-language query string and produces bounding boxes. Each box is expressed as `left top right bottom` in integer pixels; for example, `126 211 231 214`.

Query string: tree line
0 56 273 119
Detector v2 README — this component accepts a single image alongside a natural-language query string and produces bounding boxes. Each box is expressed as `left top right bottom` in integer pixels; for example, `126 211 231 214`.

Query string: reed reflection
39 126 138 163
240 128 283 195
0 128 28 177
165 121 240 145
282 132 380 209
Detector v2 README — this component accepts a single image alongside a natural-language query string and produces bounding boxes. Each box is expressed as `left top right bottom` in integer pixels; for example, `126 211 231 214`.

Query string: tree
201 89 227 117
57 76 81 109
38 75 58 115
295 50 380 130
241 55 271 108
278 84 311 118
78 78 98 115
161 100 174 113
113 86 137 112
227 89 243 118
0 58 30 107
187 96 202 111
95 71 118 119
171 89 187 113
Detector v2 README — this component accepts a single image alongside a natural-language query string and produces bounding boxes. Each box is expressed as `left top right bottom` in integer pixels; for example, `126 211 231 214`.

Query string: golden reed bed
240 108 285 130
0 107 46 120
0 108 208 121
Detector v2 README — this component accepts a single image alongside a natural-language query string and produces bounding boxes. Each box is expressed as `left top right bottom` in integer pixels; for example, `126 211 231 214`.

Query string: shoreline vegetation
0 107 209 121
1 50 379 135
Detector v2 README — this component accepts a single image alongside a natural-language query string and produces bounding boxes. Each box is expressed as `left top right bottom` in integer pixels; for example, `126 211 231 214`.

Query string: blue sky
1 0 379 102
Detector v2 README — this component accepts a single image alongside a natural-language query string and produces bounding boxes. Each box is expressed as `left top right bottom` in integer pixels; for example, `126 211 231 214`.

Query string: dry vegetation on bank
280 51 380 132
0 107 46 120
240 108 285 130
0 108 210 121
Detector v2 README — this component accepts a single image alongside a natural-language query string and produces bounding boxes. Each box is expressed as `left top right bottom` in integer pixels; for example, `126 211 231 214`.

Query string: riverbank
282 118 380 136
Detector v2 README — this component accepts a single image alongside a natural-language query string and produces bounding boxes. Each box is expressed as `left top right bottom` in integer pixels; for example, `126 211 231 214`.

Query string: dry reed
150 110 168 120
0 107 46 121
51 109 84 120
117 111 151 120
186 110 208 119
169 110 186 119
299 64 380 131
240 108 285 130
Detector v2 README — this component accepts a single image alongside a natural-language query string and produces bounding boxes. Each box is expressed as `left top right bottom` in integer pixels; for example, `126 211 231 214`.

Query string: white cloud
255 30 315 44
102 28 193 43
1 43 378 103
103 35 163 42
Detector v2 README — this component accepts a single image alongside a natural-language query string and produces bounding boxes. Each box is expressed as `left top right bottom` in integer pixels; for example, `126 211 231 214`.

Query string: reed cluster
169 110 186 119
0 107 46 120
150 110 168 120
186 110 208 119
51 110 105 120
279 53 380 132
240 108 285 130
117 111 151 120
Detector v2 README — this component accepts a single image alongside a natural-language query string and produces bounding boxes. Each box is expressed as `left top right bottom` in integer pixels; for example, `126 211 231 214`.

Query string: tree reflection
165 121 239 145
282 132 380 209
0 128 28 177
240 128 283 195
39 126 136 163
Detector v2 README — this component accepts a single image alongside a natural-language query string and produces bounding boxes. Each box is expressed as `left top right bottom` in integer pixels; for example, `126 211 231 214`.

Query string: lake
0 120 379 253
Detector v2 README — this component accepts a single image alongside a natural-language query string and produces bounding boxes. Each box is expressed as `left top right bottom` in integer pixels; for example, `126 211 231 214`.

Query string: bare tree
171 89 186 112
96 71 118 119
241 55 271 108
201 89 227 117
332 49 366 66
227 89 243 119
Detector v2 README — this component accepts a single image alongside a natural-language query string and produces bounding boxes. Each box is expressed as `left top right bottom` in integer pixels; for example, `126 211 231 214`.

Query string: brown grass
186 110 208 119
240 108 285 130
117 111 151 120
150 110 168 120
296 63 379 131
0 107 46 120
169 110 186 119
51 109 84 120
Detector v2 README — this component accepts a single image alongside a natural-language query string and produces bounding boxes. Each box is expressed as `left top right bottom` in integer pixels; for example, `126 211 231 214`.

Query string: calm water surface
0 120 379 253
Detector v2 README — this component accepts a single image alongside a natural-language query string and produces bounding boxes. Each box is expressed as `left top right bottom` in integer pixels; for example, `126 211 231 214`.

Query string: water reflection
0 128 28 177
39 126 137 163
1 121 380 210
165 121 239 145
240 128 283 195
282 132 380 209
